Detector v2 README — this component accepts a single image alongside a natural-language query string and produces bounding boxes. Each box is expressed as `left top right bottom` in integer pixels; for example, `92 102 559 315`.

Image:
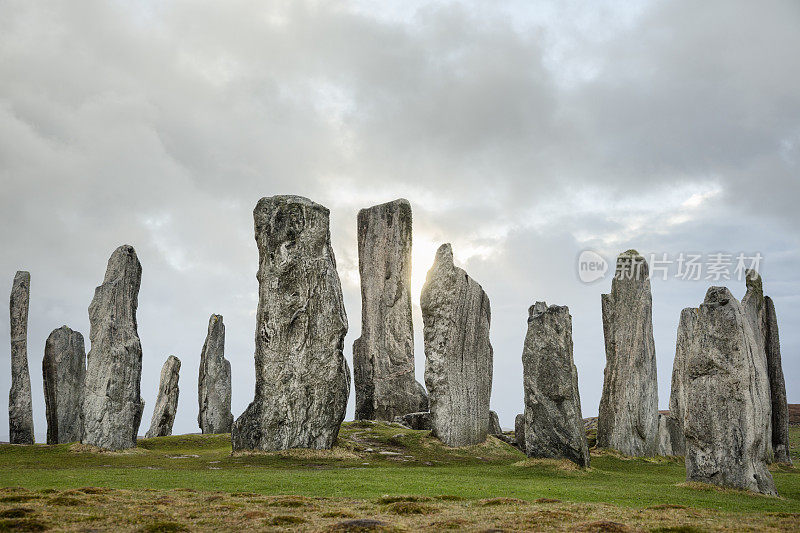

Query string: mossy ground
0 422 798 531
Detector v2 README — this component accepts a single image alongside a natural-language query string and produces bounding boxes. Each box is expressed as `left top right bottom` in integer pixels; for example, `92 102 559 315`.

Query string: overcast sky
1 0 798 441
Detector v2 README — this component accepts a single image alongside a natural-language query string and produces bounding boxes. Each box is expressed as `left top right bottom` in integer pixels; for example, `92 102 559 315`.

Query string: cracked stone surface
522 302 589 467
597 250 658 457
684 286 776 495
198 314 233 434
9 271 34 444
353 199 427 421
43 325 86 444
82 245 144 451
146 355 181 439
232 196 350 451
421 243 493 447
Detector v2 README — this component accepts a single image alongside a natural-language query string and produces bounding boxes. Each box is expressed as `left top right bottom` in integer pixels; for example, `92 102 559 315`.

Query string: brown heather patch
0 508 35 519
677 481 779 498
535 497 562 503
477 497 528 506
574 520 633 532
383 501 437 515
231 446 360 460
268 514 306 526
512 457 586 472
0 518 49 532
376 494 431 504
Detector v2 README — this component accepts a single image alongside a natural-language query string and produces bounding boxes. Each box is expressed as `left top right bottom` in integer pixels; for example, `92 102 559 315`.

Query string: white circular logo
577 250 608 283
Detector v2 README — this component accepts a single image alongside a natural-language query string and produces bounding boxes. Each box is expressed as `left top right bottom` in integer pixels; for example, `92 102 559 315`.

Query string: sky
1 0 798 441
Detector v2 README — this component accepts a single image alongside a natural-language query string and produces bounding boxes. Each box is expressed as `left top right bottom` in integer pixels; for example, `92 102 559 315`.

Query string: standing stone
82 245 144 451
515 414 526 452
9 271 34 444
353 199 427 421
42 326 86 444
766 296 791 464
488 410 502 435
421 243 493 447
522 302 590 467
742 271 791 464
684 286 775 495
146 356 181 439
198 315 233 434
660 307 697 456
597 250 658 456
232 196 350 451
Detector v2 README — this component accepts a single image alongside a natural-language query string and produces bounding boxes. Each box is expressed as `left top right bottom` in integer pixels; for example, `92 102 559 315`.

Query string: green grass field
0 422 798 531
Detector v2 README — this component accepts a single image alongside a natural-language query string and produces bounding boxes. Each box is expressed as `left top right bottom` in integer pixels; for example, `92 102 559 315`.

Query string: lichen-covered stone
661 307 697 456
684 286 776 495
488 410 502 435
9 271 34 444
232 196 350 451
394 411 431 431
82 245 145 450
522 302 589 467
43 326 86 444
765 296 791 464
421 244 493 447
146 355 181 439
515 414 525 452
198 315 232 434
597 250 658 456
353 199 427 421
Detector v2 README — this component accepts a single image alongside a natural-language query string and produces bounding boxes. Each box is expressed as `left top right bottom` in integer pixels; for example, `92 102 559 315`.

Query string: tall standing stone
9 271 34 444
660 307 697 456
42 326 86 444
488 410 502 435
765 296 791 464
82 245 144 450
741 270 790 464
353 199 427 421
198 315 233 434
522 302 590 467
146 355 181 439
597 250 658 456
421 243 493 447
232 196 350 451
684 286 775 495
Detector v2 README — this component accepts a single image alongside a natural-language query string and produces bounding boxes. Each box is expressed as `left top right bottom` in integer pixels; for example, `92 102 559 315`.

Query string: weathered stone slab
597 250 658 456
522 302 590 467
9 271 34 444
232 196 350 451
488 410 502 435
146 355 181 439
684 286 776 495
82 245 145 451
43 326 86 444
198 314 233 434
393 411 431 431
515 413 525 452
765 296 791 464
353 199 428 421
661 307 697 456
421 243 493 447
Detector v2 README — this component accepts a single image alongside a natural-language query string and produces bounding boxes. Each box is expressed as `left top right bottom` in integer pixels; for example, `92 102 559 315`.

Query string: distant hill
789 404 800 426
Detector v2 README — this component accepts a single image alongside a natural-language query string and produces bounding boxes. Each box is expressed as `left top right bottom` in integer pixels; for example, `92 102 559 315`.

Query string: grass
0 423 797 531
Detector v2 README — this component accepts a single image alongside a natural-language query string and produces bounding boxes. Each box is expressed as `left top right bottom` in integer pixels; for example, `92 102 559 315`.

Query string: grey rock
488 410 502 435
9 271 34 444
198 315 233 434
421 243 493 447
353 199 428 421
657 413 683 457
232 196 350 451
146 356 181 438
765 296 791 464
515 413 525 452
393 411 431 431
597 250 658 456
661 307 697 456
42 326 86 444
684 286 776 495
522 302 590 467
82 245 145 450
